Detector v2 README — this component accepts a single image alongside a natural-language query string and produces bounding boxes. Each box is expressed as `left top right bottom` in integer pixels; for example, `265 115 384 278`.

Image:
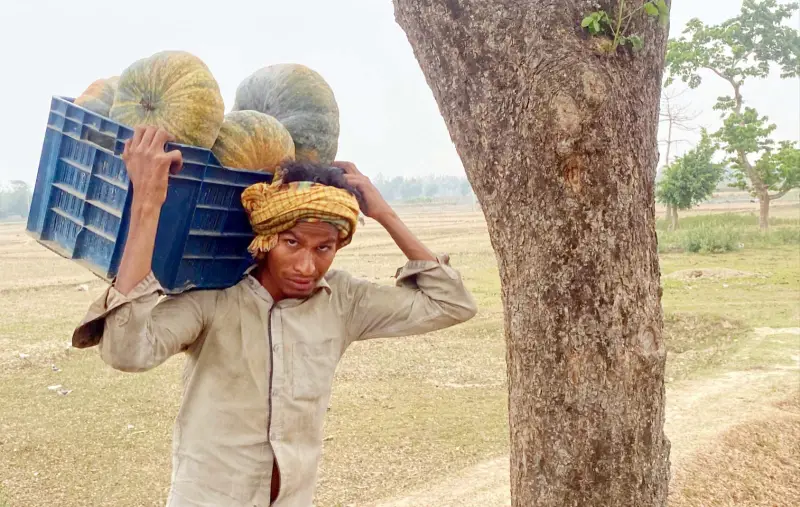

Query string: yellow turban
241 177 361 256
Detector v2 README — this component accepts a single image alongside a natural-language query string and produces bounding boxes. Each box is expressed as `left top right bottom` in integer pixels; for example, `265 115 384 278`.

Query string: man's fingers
343 174 368 187
131 126 145 149
151 128 175 151
140 126 158 148
332 161 360 175
166 150 183 174
122 139 132 160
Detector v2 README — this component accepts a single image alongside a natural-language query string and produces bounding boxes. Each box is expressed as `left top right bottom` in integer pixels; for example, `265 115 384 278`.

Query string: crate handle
81 125 181 159
83 127 118 153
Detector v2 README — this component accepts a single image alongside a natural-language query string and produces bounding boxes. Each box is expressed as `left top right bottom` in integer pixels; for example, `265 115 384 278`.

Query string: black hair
278 160 367 212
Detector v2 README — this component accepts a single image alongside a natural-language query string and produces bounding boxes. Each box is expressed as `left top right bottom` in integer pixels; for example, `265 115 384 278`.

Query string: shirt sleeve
71 272 216 372
341 255 478 342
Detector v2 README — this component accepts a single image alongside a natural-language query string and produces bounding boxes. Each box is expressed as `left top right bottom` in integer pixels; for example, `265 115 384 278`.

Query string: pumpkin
232 64 339 165
74 76 119 116
110 51 224 149
212 111 295 172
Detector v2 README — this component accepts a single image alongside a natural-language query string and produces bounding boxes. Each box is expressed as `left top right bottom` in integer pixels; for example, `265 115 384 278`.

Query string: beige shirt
72 258 477 507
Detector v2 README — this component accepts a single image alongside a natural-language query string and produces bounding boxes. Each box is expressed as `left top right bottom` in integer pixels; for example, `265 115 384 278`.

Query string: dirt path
369 352 800 507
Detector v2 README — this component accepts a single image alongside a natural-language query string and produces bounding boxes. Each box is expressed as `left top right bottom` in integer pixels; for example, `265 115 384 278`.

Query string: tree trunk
394 2 670 506
665 204 672 223
729 81 770 232
758 190 770 231
664 119 673 167
671 205 679 231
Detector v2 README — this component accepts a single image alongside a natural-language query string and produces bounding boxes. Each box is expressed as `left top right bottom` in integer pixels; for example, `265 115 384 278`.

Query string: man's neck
253 266 284 302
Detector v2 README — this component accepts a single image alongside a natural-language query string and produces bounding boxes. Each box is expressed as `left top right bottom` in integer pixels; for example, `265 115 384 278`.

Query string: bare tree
659 87 699 223
659 88 699 166
394 1 671 506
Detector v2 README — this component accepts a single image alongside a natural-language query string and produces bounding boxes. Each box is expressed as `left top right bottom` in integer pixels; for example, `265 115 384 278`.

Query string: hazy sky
0 0 797 184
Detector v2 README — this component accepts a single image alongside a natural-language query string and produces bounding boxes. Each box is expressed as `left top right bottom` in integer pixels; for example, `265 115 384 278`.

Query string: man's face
261 221 339 300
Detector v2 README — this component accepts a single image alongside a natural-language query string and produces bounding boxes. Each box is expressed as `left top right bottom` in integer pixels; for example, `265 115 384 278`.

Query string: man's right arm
71 126 209 372
74 277 215 372
115 125 182 294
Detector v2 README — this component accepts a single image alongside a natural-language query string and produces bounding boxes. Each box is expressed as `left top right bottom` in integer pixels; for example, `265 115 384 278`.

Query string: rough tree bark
394 1 671 506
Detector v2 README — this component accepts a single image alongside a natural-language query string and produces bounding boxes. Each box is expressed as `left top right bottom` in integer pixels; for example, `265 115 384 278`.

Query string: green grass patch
656 213 799 231
660 246 800 329
657 213 800 253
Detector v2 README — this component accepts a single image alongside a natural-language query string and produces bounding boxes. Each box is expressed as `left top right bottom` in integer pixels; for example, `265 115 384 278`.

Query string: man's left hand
332 161 394 221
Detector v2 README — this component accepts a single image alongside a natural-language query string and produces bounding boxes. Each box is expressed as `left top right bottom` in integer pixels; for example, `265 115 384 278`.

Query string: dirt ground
370 353 800 507
1 202 798 506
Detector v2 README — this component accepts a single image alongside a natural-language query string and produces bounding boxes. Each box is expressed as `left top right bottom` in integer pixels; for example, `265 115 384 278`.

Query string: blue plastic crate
26 96 272 294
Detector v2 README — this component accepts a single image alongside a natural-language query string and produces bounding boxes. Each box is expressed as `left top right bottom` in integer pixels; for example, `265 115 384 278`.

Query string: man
72 126 477 506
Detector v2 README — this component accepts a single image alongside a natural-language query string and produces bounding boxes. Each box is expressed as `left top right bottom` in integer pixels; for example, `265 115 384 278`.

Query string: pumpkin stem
139 98 156 112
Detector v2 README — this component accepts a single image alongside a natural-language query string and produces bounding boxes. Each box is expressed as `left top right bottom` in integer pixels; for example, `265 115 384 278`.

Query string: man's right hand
115 126 182 295
122 126 183 209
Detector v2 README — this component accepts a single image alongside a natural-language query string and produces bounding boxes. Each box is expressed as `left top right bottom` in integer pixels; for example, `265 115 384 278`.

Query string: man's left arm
334 162 478 342
339 251 477 342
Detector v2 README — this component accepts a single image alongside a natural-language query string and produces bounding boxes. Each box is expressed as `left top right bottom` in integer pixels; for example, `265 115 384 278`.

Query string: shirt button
273 344 280 353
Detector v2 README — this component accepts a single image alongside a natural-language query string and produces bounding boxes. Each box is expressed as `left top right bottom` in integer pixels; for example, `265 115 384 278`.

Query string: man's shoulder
324 269 378 299
324 269 355 287
174 281 243 304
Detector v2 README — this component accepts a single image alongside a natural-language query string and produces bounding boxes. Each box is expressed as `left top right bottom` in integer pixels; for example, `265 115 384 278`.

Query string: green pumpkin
212 111 295 173
74 76 119 117
110 51 224 148
233 64 339 165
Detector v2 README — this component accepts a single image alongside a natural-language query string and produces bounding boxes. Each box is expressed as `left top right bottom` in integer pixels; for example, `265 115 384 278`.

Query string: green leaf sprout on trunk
581 0 669 54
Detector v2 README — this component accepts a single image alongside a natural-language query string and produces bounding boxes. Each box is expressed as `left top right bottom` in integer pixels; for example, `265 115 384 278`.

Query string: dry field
1 204 798 506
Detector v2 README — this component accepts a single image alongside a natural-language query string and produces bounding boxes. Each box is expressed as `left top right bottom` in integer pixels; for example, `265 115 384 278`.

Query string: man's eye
285 239 298 247
317 245 331 252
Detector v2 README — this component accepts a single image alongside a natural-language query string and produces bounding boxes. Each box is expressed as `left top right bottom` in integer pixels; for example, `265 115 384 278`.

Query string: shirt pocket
292 337 335 401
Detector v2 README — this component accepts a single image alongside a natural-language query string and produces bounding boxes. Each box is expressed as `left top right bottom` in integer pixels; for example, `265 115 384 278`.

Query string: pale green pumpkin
212 111 295 173
110 51 224 148
74 76 119 117
233 64 339 165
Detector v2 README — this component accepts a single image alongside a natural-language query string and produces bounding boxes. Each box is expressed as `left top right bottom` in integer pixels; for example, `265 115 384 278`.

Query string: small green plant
656 212 800 254
581 0 669 53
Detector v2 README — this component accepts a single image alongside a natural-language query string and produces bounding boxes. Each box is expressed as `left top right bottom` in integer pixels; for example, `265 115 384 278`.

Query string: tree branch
769 189 790 201
658 138 693 145
706 66 735 85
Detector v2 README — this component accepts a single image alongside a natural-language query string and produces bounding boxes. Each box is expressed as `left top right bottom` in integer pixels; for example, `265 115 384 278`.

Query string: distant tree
376 175 401 202
459 179 472 197
659 87 700 221
659 88 699 167
371 174 473 203
423 180 440 198
719 117 800 211
399 177 423 201
373 173 394 201
373 173 388 193
0 180 32 220
665 0 800 230
656 131 724 229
